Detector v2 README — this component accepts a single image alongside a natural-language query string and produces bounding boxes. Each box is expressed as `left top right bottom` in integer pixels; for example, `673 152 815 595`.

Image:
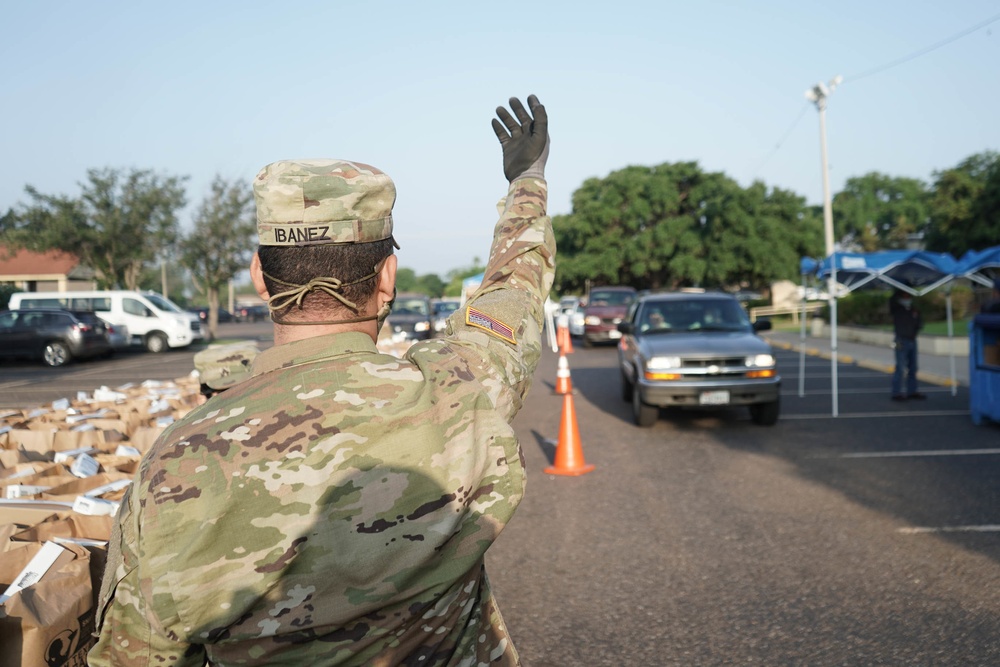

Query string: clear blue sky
2 2 998 277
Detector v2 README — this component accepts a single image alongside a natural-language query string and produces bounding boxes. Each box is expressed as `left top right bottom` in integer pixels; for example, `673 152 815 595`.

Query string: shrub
0 284 16 310
819 283 978 326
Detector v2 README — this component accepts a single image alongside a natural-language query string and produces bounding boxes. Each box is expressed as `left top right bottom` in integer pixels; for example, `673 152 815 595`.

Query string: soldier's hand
492 94 549 182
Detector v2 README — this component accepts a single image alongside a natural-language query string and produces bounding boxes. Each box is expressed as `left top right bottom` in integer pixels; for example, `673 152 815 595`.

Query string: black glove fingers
509 96 532 128
495 106 522 137
491 118 511 144
494 94 548 182
527 97 548 137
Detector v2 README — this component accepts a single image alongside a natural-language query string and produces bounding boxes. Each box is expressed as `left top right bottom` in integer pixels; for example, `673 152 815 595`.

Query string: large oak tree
552 161 822 294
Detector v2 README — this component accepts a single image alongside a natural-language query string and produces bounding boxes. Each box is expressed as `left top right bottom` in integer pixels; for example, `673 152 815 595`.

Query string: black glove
492 94 549 182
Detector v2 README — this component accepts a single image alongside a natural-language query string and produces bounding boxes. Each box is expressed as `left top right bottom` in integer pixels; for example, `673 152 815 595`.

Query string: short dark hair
258 239 394 319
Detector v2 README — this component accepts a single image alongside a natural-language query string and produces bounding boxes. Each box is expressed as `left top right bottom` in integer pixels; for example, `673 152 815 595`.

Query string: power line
753 103 810 177
752 11 1000 178
846 11 1000 82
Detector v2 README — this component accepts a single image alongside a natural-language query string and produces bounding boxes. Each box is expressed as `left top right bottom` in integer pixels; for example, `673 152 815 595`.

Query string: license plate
699 390 730 405
608 329 622 339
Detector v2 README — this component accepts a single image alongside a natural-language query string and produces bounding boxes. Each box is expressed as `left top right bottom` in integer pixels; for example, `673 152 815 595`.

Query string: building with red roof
0 246 97 292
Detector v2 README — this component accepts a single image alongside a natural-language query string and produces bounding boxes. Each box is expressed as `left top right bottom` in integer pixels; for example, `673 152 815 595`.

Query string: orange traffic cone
554 353 572 395
544 392 595 476
559 323 574 354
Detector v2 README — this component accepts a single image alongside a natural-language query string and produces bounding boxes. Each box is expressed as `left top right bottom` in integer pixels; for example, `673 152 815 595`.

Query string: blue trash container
969 313 1000 426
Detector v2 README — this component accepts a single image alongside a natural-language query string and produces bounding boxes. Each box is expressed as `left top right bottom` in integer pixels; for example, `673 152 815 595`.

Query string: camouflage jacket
90 178 555 666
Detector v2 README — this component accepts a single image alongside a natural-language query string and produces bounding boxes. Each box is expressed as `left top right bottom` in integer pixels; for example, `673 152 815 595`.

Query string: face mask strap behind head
264 255 393 327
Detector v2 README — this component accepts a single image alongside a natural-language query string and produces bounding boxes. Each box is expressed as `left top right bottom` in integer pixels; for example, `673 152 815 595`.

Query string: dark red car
582 286 637 347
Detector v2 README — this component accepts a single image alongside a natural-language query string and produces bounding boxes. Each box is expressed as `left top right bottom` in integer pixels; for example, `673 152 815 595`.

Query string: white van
8 290 204 352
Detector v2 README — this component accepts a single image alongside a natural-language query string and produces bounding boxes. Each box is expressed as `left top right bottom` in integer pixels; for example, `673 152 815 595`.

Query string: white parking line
782 372 891 379
834 448 1000 459
0 380 34 389
781 410 968 420
898 525 1000 534
781 387 955 396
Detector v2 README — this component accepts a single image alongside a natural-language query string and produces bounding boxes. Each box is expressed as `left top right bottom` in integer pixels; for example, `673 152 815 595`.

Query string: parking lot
2 325 998 664
489 340 1000 665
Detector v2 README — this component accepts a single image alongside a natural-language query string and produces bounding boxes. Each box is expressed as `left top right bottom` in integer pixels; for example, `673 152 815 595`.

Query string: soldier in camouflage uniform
90 94 553 666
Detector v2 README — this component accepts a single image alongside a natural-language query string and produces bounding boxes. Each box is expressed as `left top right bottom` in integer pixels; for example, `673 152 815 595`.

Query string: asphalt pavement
487 336 1000 666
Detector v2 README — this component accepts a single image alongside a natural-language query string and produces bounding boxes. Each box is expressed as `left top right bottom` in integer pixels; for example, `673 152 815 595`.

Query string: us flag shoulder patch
466 307 517 345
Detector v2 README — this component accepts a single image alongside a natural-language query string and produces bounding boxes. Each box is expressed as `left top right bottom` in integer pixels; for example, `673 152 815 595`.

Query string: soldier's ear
377 254 397 306
250 253 270 300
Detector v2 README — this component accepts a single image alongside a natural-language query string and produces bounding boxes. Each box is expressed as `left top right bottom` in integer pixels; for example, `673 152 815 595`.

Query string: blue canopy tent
817 250 959 294
957 247 1000 288
803 250 964 414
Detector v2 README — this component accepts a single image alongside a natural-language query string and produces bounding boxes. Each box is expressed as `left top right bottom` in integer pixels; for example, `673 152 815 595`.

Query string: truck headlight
745 354 775 367
647 356 682 370
415 321 430 332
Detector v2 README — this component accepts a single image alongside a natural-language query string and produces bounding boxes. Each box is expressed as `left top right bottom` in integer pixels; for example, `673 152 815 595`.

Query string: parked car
617 291 781 427
582 286 637 346
9 290 203 352
385 293 433 341
187 306 234 323
0 308 112 367
234 304 269 322
431 297 461 335
558 295 580 316
567 302 585 337
101 319 131 352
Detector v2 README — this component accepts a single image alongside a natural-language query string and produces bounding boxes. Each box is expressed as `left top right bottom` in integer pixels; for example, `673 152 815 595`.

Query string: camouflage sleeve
433 177 555 421
89 483 208 667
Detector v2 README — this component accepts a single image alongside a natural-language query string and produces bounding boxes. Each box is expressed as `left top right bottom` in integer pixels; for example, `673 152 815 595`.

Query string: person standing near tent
890 288 926 401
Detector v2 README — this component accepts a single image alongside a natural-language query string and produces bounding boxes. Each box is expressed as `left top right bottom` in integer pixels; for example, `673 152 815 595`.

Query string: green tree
554 163 705 291
1 168 188 289
415 274 446 298
394 268 447 297
832 172 930 251
552 162 820 295
442 259 485 297
925 151 1000 257
178 176 256 340
704 181 822 291
394 267 420 293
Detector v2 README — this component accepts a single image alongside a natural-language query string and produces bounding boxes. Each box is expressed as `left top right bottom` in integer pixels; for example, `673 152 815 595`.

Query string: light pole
805 75 842 416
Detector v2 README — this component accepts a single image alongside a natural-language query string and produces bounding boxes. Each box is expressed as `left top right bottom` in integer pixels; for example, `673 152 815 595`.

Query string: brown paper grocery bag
0 541 96 667
11 515 114 545
128 426 166 453
6 431 55 459
39 473 132 501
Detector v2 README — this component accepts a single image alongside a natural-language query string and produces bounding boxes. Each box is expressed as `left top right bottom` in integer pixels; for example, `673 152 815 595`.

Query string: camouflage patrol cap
254 159 398 247
193 342 260 390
